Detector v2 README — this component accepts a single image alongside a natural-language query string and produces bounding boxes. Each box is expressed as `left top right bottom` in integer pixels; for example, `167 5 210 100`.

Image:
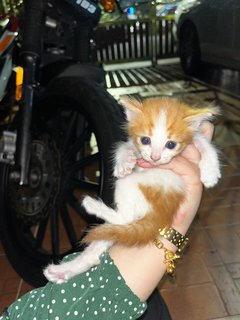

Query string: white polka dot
129 301 133 305
29 304 33 308
90 284 94 288
94 311 98 315
117 276 121 280
72 297 77 301
86 272 89 276
81 284 85 289
74 311 79 315
52 299 56 304
88 277 92 282
15 306 19 310
92 297 95 302
61 289 65 294
102 307 106 312
63 298 67 303
41 294 45 297
55 317 60 320
99 276 103 281
86 299 89 304
73 283 77 287
102 297 106 301
49 309 53 314
66 312 70 316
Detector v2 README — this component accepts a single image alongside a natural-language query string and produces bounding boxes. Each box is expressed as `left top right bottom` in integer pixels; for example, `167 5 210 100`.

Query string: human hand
137 121 214 234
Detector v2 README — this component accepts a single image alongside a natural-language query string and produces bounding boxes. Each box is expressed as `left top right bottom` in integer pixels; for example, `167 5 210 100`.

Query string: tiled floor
0 63 240 319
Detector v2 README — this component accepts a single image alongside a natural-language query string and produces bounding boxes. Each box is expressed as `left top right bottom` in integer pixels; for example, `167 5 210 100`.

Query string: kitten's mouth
149 158 170 166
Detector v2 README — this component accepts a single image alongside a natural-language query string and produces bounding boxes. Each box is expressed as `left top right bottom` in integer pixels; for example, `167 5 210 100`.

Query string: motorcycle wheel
0 78 125 287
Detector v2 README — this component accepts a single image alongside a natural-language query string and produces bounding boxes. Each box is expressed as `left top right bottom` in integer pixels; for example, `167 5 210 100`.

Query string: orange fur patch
83 187 184 246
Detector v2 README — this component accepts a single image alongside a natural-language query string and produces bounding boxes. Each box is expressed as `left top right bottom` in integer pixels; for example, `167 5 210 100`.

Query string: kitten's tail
83 210 172 246
83 188 184 246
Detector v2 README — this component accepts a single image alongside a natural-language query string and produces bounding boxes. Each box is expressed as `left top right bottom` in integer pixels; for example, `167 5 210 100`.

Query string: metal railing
93 5 178 64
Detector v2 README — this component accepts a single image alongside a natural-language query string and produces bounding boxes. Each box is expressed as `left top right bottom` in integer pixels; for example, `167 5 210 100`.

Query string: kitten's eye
140 136 151 145
165 140 177 149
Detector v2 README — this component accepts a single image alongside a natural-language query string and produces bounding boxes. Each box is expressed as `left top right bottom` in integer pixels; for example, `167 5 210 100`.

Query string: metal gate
93 3 178 64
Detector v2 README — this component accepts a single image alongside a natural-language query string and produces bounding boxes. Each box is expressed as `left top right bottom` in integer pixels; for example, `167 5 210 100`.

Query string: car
176 0 240 75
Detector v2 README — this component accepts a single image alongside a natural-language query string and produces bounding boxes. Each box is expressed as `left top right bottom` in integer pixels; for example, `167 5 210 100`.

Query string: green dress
0 252 147 320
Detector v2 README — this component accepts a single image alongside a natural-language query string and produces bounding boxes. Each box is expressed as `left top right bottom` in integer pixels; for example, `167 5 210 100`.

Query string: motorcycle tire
0 78 125 287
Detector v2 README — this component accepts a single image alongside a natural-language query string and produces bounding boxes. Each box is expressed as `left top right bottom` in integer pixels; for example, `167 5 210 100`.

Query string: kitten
44 97 221 283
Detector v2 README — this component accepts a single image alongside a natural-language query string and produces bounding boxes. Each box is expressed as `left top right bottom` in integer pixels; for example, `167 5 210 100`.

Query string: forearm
109 240 175 302
109 182 202 302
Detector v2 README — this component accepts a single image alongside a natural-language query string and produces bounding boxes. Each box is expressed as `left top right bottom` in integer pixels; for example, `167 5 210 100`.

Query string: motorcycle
0 2 173 319
0 0 125 287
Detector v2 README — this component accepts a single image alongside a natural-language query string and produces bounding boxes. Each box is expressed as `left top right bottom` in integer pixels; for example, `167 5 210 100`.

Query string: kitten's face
123 97 216 166
124 98 197 165
133 109 188 165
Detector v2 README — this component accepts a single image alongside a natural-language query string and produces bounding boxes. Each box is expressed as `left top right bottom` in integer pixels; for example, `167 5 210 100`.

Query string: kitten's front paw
82 196 101 214
113 150 137 178
43 264 76 284
201 166 221 188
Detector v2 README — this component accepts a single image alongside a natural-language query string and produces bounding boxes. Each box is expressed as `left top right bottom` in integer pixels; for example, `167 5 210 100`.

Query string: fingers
180 144 201 165
199 121 214 141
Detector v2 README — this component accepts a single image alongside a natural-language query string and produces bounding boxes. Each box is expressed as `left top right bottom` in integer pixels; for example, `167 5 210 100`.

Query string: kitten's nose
151 154 161 161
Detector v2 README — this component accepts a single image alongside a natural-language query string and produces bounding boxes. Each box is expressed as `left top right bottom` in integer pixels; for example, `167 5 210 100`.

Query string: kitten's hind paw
43 264 76 284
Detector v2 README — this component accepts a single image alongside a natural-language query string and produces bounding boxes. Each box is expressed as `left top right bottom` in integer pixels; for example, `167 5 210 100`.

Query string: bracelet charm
153 239 180 275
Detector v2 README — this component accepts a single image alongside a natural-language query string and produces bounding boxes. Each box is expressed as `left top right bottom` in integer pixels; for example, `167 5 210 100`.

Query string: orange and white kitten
44 97 221 283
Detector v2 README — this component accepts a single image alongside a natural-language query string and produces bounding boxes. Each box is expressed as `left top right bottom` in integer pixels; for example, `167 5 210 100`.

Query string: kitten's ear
120 97 143 121
184 106 220 129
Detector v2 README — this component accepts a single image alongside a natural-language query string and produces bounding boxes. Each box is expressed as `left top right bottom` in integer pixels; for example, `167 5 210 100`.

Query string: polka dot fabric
1 252 147 319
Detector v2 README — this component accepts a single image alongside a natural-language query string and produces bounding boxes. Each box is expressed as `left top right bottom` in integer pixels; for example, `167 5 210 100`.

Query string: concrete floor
0 61 240 319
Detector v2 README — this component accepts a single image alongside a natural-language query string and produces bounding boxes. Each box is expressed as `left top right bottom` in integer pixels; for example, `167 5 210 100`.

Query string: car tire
179 23 201 75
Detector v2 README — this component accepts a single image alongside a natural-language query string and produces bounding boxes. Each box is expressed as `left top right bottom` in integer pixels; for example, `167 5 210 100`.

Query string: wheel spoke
34 218 48 249
50 208 60 257
67 193 96 223
64 125 91 160
71 178 99 192
66 153 99 172
60 203 78 248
